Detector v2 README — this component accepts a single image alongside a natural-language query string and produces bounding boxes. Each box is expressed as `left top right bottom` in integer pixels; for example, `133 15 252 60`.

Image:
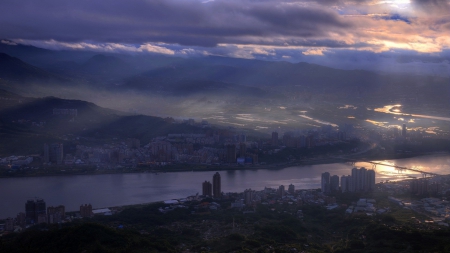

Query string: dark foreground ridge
3 190 450 253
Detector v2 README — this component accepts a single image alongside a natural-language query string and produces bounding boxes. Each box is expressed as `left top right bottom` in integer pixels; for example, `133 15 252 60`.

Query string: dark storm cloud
0 0 352 47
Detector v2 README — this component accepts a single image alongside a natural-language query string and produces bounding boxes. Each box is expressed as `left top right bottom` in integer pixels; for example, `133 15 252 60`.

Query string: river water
2 154 450 218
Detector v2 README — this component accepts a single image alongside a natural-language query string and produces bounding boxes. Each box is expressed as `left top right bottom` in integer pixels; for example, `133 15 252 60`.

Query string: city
2 0 450 251
1 118 445 175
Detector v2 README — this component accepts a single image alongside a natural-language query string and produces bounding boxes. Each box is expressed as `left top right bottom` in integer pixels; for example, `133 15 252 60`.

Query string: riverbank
1 151 448 178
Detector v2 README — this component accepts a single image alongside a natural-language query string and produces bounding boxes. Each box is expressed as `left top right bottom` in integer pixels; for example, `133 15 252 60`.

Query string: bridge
333 157 440 178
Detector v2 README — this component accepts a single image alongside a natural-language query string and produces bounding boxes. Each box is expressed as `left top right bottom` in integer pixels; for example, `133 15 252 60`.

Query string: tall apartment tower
330 175 340 192
35 199 46 222
244 189 254 205
350 167 376 192
359 167 367 191
278 185 285 197
271 132 279 146
25 199 46 224
202 181 212 196
213 172 221 198
25 200 36 223
402 124 407 137
321 172 330 193
351 167 359 192
288 184 295 194
340 175 352 193
44 143 64 164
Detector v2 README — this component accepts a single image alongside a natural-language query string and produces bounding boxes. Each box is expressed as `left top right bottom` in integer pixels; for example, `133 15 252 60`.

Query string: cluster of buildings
379 176 442 197
229 186 339 213
344 198 381 215
0 156 34 169
202 172 221 198
0 199 98 233
41 133 260 167
33 121 357 168
410 178 440 197
321 167 376 194
385 196 450 226
198 178 338 213
24 199 65 225
1 119 361 172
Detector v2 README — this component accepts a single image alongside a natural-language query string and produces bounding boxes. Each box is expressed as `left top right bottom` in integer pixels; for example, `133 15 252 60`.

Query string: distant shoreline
1 152 448 179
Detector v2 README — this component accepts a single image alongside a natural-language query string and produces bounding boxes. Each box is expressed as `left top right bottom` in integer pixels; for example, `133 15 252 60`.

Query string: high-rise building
351 167 359 192
410 178 437 196
80 204 93 218
25 199 46 224
35 199 46 221
202 181 212 196
288 184 295 194
226 144 236 163
244 188 254 205
25 200 35 223
44 143 64 165
278 185 285 197
340 175 352 192
213 172 221 198
330 175 340 192
271 132 278 146
350 167 375 192
402 123 407 137
359 167 367 191
321 172 330 193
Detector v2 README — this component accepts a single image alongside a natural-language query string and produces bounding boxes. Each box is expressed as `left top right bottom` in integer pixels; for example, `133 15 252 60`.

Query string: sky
0 0 449 75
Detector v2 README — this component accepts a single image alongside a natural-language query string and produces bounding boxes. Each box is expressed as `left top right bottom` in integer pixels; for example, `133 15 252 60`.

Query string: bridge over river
334 157 440 177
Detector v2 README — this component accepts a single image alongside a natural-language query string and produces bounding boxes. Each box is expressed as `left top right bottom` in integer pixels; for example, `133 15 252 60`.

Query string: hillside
0 53 67 84
0 90 207 155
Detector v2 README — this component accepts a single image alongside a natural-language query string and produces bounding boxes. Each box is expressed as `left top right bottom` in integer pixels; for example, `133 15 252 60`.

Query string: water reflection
1 155 450 218
374 105 450 122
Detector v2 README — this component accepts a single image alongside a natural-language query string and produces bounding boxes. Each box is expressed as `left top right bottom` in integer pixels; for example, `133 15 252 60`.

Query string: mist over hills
1 42 450 160
0 41 448 96
0 89 208 155
0 41 449 124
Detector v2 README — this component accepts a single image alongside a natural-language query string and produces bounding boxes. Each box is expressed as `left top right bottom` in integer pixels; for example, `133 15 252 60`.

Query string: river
2 154 450 219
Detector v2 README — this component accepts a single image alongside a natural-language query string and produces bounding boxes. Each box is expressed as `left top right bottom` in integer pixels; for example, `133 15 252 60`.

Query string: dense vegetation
3 192 450 252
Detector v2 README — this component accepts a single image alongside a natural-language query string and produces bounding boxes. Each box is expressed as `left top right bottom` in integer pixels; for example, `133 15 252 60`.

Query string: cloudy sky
1 0 449 74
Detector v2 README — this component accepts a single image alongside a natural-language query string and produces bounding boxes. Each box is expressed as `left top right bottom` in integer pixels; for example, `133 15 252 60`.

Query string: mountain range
1 41 449 99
